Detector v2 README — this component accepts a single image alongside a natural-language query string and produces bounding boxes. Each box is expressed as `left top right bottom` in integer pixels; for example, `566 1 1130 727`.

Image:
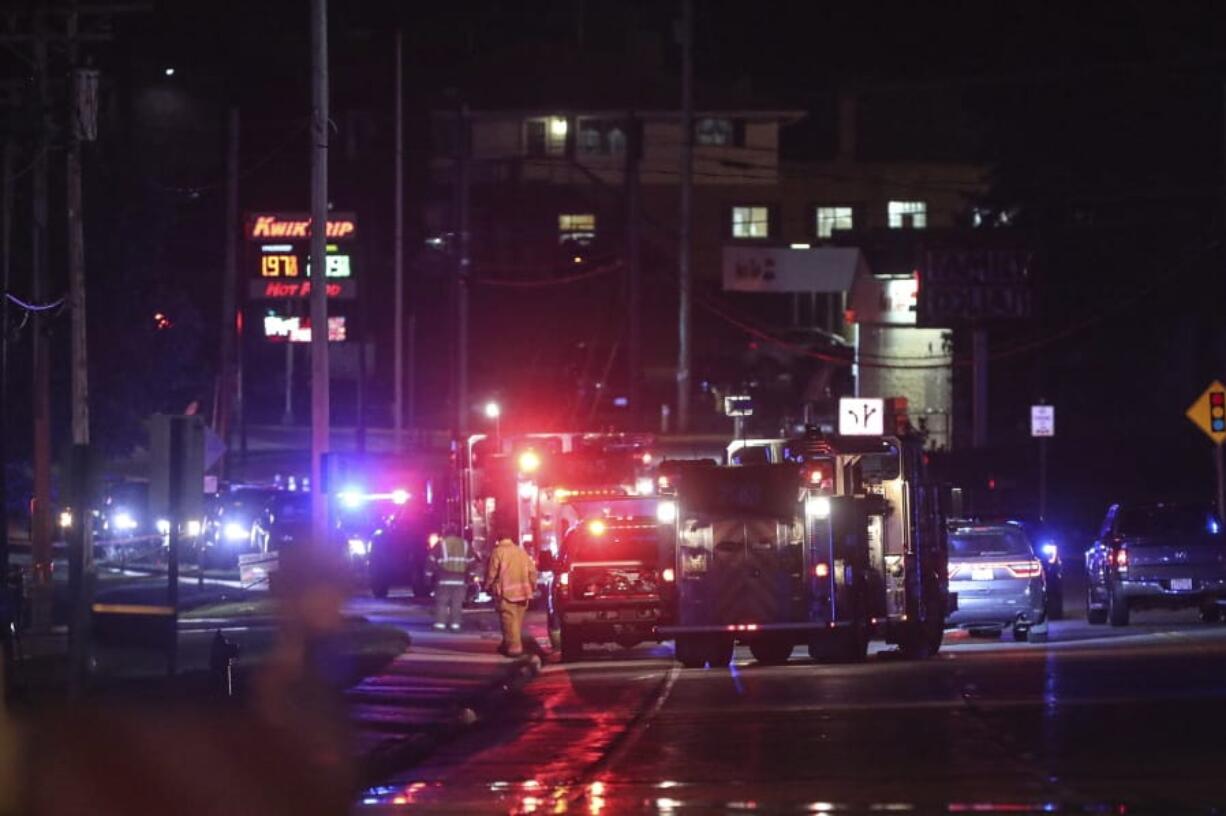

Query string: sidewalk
343 596 551 785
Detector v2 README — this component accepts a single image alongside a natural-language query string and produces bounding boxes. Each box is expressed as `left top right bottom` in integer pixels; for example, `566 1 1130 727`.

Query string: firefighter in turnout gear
485 535 538 657
430 524 473 631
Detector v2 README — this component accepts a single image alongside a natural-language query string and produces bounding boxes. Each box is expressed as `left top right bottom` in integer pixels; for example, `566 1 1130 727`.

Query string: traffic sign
1031 405 1054 437
839 397 884 436
1186 380 1226 445
724 395 753 417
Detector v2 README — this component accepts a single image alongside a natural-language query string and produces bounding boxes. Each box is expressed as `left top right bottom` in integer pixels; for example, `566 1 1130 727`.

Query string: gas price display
244 211 359 302
258 244 351 279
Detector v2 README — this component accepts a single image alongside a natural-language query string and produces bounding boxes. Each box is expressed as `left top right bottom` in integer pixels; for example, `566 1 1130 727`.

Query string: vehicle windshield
567 529 660 565
1117 505 1221 538
271 495 311 522
224 489 275 516
949 529 1033 558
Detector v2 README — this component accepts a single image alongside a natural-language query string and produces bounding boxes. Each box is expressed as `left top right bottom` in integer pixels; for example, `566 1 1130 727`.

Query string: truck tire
370 576 390 599
706 635 735 667
1200 604 1222 624
674 636 706 669
1085 585 1107 624
412 567 432 600
559 625 583 663
1107 585 1130 627
900 616 943 659
749 637 793 666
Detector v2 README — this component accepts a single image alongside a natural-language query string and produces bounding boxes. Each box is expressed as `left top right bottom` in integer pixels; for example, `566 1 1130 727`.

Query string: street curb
357 647 545 787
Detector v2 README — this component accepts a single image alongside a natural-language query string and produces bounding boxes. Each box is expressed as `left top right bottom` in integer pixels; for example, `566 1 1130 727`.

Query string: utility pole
676 0 694 433
219 108 239 475
309 0 331 545
625 111 642 425
456 105 471 439
0 141 12 581
66 7 91 448
29 10 54 632
393 29 405 451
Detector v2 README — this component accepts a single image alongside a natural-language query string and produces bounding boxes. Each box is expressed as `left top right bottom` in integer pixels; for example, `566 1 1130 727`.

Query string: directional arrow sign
1186 380 1226 445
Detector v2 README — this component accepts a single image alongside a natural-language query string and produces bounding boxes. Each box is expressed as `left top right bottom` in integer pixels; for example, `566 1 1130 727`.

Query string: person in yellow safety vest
429 524 474 631
485 534 538 657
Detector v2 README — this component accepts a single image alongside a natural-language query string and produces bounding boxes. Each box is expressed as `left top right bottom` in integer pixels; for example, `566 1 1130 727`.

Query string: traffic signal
1212 391 1225 433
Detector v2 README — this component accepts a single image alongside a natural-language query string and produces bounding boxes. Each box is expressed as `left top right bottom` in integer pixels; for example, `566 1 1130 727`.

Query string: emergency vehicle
539 502 676 662
458 432 656 569
660 430 950 667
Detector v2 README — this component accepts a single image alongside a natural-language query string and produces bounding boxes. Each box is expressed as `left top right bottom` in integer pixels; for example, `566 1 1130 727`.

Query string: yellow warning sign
1186 380 1226 445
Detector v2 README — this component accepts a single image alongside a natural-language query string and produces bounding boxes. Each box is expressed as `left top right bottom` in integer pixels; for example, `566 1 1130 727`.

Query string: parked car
1085 502 1226 626
945 521 1047 641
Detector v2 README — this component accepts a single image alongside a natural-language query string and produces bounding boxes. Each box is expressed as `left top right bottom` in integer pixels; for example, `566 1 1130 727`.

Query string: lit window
559 213 596 245
731 206 770 239
888 201 927 229
525 116 568 157
816 206 854 239
696 118 732 145
577 118 626 155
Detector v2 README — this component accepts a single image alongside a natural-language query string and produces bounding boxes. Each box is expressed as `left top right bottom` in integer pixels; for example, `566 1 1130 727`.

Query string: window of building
731 206 770 239
558 213 596 245
525 116 569 157
695 117 746 147
815 206 854 239
888 201 927 229
577 118 627 156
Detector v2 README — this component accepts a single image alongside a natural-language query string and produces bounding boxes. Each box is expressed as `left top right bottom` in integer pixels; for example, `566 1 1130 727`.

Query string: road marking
91 603 175 616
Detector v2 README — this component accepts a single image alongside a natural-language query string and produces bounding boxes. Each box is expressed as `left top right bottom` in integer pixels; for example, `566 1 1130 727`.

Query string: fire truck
458 432 657 569
660 430 950 667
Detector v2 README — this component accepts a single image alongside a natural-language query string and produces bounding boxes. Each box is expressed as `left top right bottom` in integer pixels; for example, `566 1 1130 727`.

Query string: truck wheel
1085 586 1107 624
1200 604 1222 624
559 626 583 663
706 635 735 667
1107 585 1130 627
839 624 869 663
900 617 942 659
371 577 390 600
412 568 432 600
674 636 705 669
749 637 793 666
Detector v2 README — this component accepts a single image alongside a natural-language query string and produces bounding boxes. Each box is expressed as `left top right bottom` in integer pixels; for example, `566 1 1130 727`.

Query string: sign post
1030 404 1054 522
1185 381 1226 523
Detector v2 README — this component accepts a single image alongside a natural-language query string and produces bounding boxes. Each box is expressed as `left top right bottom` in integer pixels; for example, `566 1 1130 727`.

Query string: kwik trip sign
245 211 358 301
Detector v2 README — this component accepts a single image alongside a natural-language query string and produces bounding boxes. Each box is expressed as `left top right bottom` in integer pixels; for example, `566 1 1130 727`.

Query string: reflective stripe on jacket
432 536 470 586
485 539 537 603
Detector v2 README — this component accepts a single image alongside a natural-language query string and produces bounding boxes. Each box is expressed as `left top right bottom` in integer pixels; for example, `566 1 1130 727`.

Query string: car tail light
661 567 675 583
558 571 570 587
814 563 830 578
1114 548 1128 571
1004 560 1043 578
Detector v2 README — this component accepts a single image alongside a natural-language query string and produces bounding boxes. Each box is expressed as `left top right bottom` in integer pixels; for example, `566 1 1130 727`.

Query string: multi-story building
423 91 987 444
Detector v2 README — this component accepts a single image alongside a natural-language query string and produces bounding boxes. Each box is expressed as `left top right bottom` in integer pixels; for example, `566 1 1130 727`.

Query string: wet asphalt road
356 605 1226 814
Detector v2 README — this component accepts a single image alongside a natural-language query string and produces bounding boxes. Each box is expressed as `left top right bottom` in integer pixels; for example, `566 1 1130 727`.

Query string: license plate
971 566 995 582
1171 578 1194 591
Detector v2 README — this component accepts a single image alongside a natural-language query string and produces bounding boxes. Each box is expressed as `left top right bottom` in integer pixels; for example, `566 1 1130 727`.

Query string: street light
484 401 502 449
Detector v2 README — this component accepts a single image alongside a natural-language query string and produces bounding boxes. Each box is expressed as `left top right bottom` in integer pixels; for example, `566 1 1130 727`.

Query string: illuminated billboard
263 314 347 343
